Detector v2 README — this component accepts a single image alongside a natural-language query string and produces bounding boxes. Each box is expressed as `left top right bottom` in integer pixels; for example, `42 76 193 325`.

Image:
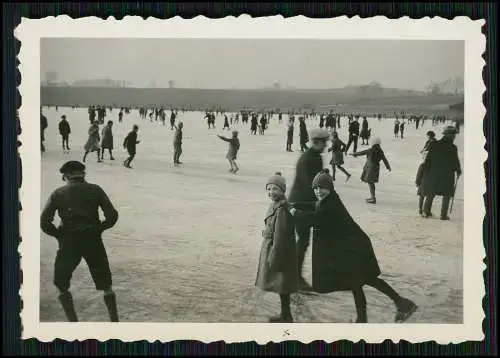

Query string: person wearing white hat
353 137 392 204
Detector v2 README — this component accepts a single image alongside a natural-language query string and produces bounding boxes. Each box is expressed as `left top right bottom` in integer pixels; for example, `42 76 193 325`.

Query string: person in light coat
255 172 298 323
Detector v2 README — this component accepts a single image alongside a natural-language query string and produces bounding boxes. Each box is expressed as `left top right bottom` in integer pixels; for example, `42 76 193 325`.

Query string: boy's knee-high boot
58 291 78 322
104 291 119 322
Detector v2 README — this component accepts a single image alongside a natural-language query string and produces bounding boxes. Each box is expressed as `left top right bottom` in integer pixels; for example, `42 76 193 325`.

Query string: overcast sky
41 39 464 91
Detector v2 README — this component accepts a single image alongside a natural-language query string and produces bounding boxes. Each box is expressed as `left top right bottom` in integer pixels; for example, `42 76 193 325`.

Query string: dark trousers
174 145 182 163
295 222 312 277
345 135 358 154
61 135 70 150
423 195 451 218
54 233 112 292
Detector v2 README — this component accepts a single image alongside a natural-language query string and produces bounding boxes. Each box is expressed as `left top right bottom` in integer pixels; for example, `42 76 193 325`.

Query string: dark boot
268 314 293 323
440 196 451 220
58 291 78 322
395 298 418 323
103 291 119 322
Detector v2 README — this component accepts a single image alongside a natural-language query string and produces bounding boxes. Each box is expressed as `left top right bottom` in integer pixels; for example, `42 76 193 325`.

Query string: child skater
255 172 298 323
328 131 351 182
353 137 391 204
289 169 418 323
217 130 240 173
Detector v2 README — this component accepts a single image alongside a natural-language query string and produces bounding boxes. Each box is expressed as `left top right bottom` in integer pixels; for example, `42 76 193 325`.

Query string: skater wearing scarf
83 121 102 163
353 137 391 204
298 117 309 152
328 131 351 182
217 130 240 173
289 169 418 323
419 126 462 220
288 128 330 291
255 172 298 323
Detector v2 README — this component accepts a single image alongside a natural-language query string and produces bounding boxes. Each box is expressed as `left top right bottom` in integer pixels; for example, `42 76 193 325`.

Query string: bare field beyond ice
39 107 464 323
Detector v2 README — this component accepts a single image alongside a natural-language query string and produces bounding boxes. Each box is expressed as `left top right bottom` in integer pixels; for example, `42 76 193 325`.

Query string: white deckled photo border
15 15 486 344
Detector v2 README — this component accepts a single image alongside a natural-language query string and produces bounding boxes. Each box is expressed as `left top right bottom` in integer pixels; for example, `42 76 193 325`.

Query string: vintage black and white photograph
17 16 485 343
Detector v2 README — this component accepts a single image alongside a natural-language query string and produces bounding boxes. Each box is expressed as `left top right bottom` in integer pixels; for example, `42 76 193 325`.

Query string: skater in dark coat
289 169 418 323
100 121 115 160
223 115 230 130
328 131 351 181
40 160 119 322
217 130 240 173
400 121 406 139
344 116 360 154
173 122 183 165
58 115 71 152
41 111 48 153
255 172 298 323
288 128 330 291
353 137 391 204
360 117 370 145
250 114 258 135
420 126 462 220
123 125 140 168
415 131 437 215
394 119 400 138
286 118 295 152
298 117 309 152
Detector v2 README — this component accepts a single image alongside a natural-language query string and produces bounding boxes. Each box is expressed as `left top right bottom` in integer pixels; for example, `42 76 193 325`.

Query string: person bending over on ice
255 172 298 323
289 169 418 323
353 137 391 204
217 130 240 173
123 125 140 169
40 161 119 322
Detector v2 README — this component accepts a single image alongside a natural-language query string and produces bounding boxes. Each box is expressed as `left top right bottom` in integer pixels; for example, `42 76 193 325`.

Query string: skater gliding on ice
217 130 240 173
40 160 119 322
58 115 71 153
289 169 418 323
123 125 140 169
353 137 391 204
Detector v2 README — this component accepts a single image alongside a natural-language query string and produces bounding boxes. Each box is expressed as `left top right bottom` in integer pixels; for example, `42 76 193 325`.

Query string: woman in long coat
83 121 101 163
290 169 417 323
100 120 115 160
353 137 391 204
255 172 298 322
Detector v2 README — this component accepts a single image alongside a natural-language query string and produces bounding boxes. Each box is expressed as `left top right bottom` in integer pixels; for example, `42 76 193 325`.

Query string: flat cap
442 125 458 135
59 160 86 174
309 128 330 141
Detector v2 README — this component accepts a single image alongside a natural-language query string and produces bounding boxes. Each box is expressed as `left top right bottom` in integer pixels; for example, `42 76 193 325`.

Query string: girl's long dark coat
293 191 381 293
255 199 298 294
101 125 114 149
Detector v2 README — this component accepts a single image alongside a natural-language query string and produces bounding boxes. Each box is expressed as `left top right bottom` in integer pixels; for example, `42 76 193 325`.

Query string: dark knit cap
312 169 334 191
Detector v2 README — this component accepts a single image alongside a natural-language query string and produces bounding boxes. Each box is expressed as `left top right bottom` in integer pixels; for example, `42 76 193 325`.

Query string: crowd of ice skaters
40 104 462 323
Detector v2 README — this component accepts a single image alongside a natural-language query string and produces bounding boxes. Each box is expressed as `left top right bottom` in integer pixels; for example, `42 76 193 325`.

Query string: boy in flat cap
40 161 120 322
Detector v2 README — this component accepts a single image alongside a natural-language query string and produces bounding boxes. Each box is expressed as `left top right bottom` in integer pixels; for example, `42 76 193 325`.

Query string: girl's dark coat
355 144 391 184
293 191 381 293
329 138 347 165
255 199 298 294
